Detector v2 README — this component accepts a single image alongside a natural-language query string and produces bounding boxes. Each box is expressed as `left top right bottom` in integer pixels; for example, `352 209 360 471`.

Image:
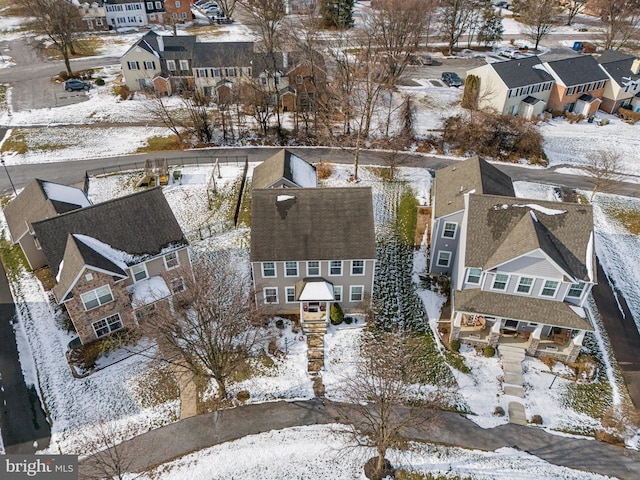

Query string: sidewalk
80 399 640 479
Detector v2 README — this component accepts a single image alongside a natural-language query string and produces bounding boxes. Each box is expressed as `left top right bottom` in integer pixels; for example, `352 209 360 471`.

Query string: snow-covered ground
122 424 616 480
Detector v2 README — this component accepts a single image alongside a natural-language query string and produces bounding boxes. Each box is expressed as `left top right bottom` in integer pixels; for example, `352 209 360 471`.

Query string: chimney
282 51 288 69
632 58 640 75
157 35 164 52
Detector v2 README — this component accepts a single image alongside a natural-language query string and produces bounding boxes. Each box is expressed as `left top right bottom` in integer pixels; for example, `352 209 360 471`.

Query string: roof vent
459 186 464 193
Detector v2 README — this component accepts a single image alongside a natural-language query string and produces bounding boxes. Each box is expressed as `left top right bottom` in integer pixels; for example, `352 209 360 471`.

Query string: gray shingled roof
250 187 376 262
491 56 554 88
33 188 187 279
192 42 254 69
454 288 593 331
598 51 640 87
433 157 515 218
464 194 595 282
546 55 609 87
252 149 317 190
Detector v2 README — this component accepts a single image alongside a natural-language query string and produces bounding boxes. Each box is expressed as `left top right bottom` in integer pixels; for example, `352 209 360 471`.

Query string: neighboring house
78 1 109 31
3 179 92 271
250 187 376 320
597 50 640 114
144 0 166 24
252 149 317 189
543 55 609 115
430 157 596 363
104 0 148 28
279 52 327 113
28 188 190 345
163 0 191 23
429 157 515 275
465 56 554 119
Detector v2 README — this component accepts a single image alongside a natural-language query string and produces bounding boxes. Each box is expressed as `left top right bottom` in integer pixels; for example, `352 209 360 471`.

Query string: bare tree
340 332 437 480
79 419 133 480
584 150 622 200
439 0 477 56
145 94 186 144
16 0 84 76
217 0 239 19
593 0 640 50
516 0 562 50
565 0 586 26
183 91 214 144
144 253 269 400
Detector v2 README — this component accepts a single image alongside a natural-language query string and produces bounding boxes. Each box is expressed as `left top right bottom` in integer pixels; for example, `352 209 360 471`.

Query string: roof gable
491 56 554 88
545 55 609 87
252 149 317 190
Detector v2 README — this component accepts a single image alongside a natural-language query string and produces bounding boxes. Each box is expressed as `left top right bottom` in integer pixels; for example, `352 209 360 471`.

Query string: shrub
330 303 344 325
595 429 625 446
564 111 585 124
113 84 131 101
494 406 505 416
620 107 640 124
315 161 334 180
344 316 354 325
531 414 543 425
275 318 285 329
461 74 479 110
68 341 101 371
237 390 250 402
484 345 495 357
450 339 461 352
95 77 105 86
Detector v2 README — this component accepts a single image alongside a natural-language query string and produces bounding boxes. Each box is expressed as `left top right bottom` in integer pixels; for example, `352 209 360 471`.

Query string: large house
430 158 596 363
465 56 555 119
597 50 640 114
5 185 191 346
104 0 148 28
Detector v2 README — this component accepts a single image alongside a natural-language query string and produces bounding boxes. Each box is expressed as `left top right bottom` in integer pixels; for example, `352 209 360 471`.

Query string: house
143 0 166 24
78 1 109 31
3 179 92 271
597 50 640 114
252 149 317 189
28 188 190 345
430 157 596 363
163 0 191 23
465 56 555 119
543 55 609 115
104 0 148 28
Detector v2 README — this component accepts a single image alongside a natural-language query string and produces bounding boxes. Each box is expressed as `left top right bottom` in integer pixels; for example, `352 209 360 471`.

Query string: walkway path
499 345 527 425
80 399 640 479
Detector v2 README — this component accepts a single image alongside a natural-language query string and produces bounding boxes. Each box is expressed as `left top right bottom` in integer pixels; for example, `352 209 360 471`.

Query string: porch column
488 321 501 347
450 312 462 343
527 325 543 356
567 331 585 363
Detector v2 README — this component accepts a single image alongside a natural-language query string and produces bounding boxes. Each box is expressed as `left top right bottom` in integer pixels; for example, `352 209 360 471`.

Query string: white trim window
350 285 364 302
146 1 153 9
436 251 451 268
131 263 148 282
127 61 140 70
307 261 320 276
333 286 343 302
442 222 457 239
164 252 180 269
196 68 208 78
285 286 296 303
492 273 509 291
264 287 278 304
179 59 189 71
566 281 585 298
541 280 560 297
285 261 298 277
92 313 123 338
170 277 185 293
466 268 481 284
144 60 156 70
516 277 533 294
262 262 276 278
80 285 114 311
175 0 181 6
155 1 162 8
166 59 176 71
351 260 365 275
329 260 342 276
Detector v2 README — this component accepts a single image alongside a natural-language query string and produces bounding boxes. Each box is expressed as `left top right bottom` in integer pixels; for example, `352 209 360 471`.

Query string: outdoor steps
498 345 527 425
303 320 329 377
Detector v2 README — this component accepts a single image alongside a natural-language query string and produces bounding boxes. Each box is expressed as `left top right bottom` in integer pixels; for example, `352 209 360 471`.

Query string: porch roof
295 278 334 301
454 289 593 331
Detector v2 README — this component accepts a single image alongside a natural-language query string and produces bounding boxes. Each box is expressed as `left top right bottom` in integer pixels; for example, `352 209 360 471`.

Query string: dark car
494 1 510 8
441 72 462 87
64 79 90 91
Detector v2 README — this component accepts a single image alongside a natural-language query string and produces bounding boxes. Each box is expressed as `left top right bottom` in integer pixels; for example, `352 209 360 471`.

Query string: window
541 280 560 297
92 314 123 338
172 12 178 18
285 287 296 303
285 261 298 277
264 287 278 304
442 222 457 239
175 0 181 6
196 68 208 77
492 273 509 291
466 268 481 284
212 68 221 77
127 61 140 70
517 277 533 294
96 19 103 26
329 260 342 276
333 286 342 302
167 60 176 70
131 264 148 282
295 75 303 84
155 1 162 8
170 277 185 293
436 251 451 268
181 11 187 18
567 281 585 298
144 61 156 70
164 252 179 269
307 261 320 276
80 285 114 311
350 285 364 302
179 60 189 71
567 86 575 95
262 262 276 277
351 260 365 275
149 13 156 20
85 273 93 281
577 84 585 93
146 1 153 8
226 67 236 77
597 80 605 89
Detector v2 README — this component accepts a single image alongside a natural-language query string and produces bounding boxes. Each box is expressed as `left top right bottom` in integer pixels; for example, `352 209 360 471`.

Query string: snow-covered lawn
123 424 615 480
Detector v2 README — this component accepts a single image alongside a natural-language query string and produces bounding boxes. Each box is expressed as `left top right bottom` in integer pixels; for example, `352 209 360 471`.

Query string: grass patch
130 365 180 409
136 135 183 153
0 85 7 109
410 334 461 386
0 232 29 281
237 179 252 228
367 166 393 180
1 130 27 154
31 141 71 152
396 471 473 480
397 186 418 247
33 267 56 291
563 381 613 419
603 205 640 235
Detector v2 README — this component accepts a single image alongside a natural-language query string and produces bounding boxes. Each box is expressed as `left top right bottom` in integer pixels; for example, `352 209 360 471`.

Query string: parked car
500 49 526 59
494 1 510 8
64 79 90 91
441 72 462 87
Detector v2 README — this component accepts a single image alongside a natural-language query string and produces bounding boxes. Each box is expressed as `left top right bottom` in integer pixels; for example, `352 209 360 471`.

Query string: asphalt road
0 262 50 453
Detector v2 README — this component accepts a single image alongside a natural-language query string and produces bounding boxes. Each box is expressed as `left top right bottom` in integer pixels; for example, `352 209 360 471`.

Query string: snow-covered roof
251 149 317 190
41 181 91 208
289 154 317 189
73 234 142 270
297 279 335 301
128 276 171 309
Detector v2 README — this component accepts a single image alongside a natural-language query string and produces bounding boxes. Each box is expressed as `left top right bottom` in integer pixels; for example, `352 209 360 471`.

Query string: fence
185 220 232 243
